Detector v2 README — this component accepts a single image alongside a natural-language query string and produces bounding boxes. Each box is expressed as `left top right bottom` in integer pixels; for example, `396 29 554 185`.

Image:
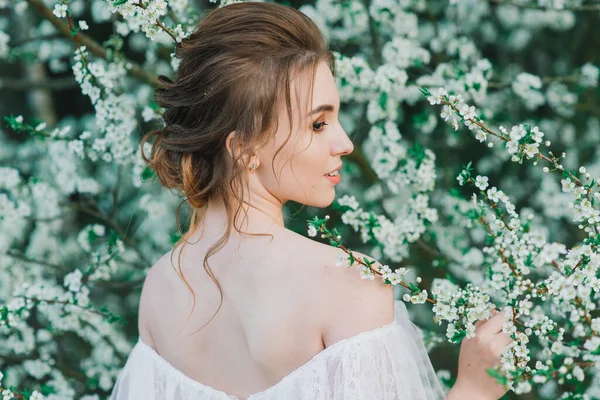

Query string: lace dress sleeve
249 299 447 400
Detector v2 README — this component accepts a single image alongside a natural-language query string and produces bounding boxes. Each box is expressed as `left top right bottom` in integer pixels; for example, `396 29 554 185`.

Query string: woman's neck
200 195 285 240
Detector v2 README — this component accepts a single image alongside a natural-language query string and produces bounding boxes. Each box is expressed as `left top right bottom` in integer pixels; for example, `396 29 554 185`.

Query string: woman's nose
333 126 354 156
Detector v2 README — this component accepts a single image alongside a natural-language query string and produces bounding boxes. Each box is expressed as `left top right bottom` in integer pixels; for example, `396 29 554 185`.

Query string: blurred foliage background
1 0 600 398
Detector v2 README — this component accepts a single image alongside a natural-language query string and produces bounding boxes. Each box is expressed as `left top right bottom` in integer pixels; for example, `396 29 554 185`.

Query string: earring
250 162 258 172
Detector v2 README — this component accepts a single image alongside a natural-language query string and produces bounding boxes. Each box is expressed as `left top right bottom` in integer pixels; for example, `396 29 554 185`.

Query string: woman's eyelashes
312 120 328 132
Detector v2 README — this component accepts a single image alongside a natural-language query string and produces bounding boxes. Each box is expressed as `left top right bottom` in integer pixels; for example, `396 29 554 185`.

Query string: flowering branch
131 1 180 42
424 87 600 240
307 215 434 303
108 0 188 43
25 0 160 87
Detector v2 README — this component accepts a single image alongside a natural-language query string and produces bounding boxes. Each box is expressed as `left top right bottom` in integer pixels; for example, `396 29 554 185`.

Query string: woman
110 2 513 399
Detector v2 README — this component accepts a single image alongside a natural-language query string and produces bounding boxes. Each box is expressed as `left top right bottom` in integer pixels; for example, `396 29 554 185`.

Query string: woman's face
254 60 354 208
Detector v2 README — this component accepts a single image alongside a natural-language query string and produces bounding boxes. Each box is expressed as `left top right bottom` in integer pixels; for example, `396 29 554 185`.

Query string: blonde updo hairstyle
140 2 335 334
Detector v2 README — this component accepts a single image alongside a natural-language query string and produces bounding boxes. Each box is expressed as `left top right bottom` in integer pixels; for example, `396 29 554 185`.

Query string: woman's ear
225 131 237 159
226 131 259 169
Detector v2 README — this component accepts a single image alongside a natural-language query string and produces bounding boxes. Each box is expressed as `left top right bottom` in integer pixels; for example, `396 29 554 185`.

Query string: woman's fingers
478 309 509 337
474 309 498 329
496 331 513 347
490 332 513 356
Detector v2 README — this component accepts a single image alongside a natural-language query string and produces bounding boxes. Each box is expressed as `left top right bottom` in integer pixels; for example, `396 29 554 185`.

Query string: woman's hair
140 1 335 335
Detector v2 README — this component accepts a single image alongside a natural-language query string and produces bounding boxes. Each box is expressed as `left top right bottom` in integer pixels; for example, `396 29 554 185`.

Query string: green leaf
466 209 480 220
444 273 457 284
378 91 388 110
40 383 56 395
419 87 431 97
108 229 120 248
408 142 426 168
486 368 508 385
87 229 98 243
0 305 11 329
86 376 100 388
142 166 155 181
449 188 462 197
4 114 24 131
450 329 466 343
525 253 533 267
169 231 182 245
411 111 429 126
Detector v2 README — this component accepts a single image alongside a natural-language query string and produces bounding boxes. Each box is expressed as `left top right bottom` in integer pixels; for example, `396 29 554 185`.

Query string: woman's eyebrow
307 104 334 117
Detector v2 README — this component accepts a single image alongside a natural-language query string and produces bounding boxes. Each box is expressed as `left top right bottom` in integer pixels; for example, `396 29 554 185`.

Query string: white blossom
427 87 447 105
0 30 9 59
580 62 599 88
64 269 83 293
475 175 489 191
512 72 545 110
53 3 68 18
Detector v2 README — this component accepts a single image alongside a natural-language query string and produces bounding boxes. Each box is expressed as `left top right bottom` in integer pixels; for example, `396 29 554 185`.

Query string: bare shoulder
287 231 394 347
137 251 174 350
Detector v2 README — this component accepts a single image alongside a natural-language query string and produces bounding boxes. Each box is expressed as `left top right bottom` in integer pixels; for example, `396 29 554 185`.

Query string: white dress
110 300 446 399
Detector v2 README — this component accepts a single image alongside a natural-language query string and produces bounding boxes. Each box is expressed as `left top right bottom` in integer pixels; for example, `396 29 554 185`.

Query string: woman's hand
452 309 513 400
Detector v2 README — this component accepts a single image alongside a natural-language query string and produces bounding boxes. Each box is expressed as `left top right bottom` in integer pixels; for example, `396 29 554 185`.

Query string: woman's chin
308 189 336 209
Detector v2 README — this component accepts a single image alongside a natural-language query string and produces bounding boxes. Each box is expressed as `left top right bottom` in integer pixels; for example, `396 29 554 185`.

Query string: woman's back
136 223 396 399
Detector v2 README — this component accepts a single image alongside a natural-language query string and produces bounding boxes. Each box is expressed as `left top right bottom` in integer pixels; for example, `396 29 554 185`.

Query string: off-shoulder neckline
136 319 398 400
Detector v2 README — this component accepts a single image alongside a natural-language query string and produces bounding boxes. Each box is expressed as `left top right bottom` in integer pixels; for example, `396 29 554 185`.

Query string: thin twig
489 0 600 11
5 250 66 270
66 202 153 267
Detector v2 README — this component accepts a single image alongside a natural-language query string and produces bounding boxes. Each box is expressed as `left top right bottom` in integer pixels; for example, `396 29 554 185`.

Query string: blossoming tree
1 0 599 398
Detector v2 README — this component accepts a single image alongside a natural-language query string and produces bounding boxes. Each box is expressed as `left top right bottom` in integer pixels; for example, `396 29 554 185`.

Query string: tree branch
25 0 160 87
0 76 78 91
